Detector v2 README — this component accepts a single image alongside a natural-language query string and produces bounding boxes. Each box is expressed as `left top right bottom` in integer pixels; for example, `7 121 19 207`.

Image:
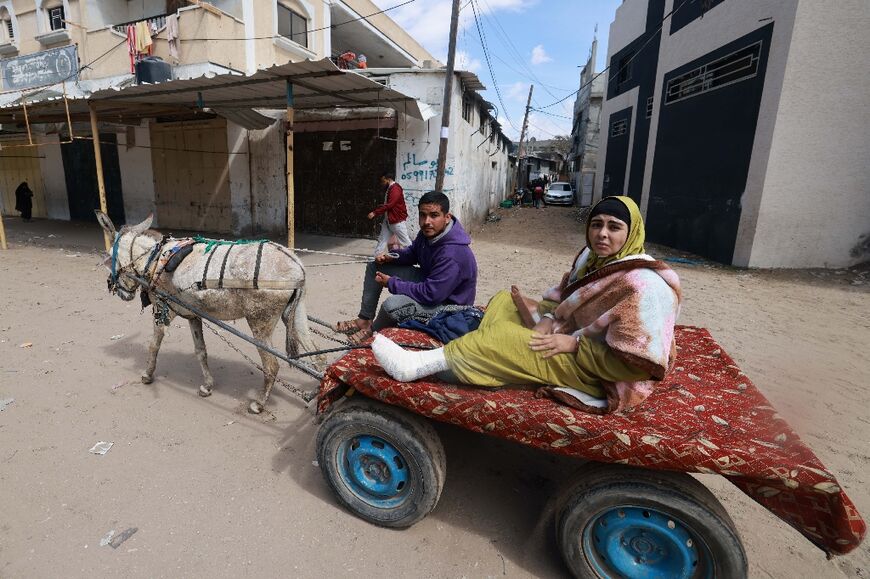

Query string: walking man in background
368 171 412 256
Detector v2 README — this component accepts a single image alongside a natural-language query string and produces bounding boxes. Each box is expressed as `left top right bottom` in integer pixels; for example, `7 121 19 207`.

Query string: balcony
82 6 246 82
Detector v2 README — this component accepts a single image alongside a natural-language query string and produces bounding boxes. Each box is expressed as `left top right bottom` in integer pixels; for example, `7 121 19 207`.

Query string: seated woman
371 196 682 413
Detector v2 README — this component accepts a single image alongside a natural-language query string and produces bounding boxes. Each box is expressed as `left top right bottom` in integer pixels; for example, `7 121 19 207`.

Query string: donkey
97 211 321 414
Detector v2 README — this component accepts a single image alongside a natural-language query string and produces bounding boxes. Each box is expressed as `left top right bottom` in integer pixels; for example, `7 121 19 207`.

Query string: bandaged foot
371 334 449 382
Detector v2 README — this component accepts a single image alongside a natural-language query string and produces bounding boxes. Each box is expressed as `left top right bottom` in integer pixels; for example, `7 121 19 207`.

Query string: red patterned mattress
317 325 865 555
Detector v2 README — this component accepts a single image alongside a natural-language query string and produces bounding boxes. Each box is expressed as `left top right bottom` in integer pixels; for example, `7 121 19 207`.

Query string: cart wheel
557 464 747 579
316 398 446 528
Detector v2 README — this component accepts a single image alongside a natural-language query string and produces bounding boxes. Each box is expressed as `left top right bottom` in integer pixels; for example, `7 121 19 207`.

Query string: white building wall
248 119 287 235
746 0 870 268
226 121 253 235
389 71 508 238
118 125 157 226
38 135 69 220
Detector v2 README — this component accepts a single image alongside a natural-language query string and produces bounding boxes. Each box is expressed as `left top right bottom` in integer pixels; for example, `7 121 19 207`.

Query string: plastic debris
109 334 124 341
89 441 114 455
224 420 235 426
663 257 702 265
19 342 33 348
312 460 319 468
0 398 14 412
99 527 138 549
110 528 138 549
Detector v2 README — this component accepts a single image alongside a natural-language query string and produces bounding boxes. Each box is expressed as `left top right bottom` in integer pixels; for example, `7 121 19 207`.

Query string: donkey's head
96 211 153 301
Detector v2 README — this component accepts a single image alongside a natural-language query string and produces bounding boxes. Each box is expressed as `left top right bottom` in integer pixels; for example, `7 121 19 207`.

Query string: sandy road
0 209 867 578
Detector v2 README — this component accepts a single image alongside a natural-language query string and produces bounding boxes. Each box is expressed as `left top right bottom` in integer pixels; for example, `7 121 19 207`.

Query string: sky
372 0 623 141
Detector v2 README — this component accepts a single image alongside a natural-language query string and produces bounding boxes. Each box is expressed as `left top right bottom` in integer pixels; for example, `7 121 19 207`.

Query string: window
616 51 634 87
462 94 473 123
48 5 65 31
610 119 627 137
665 41 762 105
277 3 307 48
646 96 654 119
0 7 13 42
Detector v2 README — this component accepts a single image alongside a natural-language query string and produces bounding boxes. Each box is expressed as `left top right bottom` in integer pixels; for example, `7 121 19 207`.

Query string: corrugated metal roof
89 58 435 120
0 59 436 125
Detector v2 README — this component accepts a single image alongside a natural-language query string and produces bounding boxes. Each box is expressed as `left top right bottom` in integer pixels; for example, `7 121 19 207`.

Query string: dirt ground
0 207 868 578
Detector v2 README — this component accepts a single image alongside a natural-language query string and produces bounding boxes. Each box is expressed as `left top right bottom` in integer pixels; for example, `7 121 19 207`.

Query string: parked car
543 182 574 206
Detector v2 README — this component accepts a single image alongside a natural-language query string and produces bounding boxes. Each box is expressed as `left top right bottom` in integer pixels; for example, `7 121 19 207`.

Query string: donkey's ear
95 211 116 236
128 213 154 235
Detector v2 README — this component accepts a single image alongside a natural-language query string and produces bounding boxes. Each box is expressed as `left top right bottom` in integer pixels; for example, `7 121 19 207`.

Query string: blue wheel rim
581 506 713 579
337 434 410 508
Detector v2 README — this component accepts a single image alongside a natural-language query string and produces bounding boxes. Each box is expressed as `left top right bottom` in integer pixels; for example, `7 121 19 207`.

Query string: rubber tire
556 464 747 579
316 397 446 528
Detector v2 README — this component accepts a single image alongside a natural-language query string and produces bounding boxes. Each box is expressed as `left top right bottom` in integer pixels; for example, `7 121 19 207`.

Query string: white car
543 182 574 206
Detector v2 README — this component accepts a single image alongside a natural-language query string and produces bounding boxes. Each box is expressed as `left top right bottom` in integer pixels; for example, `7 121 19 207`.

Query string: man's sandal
334 319 362 334
347 328 374 345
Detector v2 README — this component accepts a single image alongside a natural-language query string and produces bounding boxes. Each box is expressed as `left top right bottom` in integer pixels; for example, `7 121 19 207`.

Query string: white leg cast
371 334 449 382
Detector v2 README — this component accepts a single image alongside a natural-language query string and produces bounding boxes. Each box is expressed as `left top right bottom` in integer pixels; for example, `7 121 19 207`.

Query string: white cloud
456 50 481 73
371 0 528 63
504 81 529 102
530 44 552 65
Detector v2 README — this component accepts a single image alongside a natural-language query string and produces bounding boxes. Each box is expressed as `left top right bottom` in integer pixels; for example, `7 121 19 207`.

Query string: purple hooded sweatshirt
387 217 477 307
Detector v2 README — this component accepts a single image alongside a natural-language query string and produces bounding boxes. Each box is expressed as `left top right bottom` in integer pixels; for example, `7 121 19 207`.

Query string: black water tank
135 57 172 84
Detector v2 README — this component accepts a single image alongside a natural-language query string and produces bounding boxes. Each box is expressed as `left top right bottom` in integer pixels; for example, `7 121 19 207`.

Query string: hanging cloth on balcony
167 14 180 61
134 21 153 55
126 25 137 73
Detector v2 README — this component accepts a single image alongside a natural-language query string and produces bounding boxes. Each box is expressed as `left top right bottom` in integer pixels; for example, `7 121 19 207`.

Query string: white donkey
97 212 320 413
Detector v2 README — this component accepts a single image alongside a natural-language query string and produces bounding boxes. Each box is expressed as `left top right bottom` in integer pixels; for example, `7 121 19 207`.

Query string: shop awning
0 58 436 126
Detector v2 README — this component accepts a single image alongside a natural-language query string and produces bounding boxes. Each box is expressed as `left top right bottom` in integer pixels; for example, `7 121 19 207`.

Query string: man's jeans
359 262 444 330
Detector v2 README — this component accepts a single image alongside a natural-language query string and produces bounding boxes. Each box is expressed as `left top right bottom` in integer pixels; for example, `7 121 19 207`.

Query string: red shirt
372 182 408 224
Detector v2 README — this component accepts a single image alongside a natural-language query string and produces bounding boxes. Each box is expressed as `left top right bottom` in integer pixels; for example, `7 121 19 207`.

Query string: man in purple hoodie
335 191 478 344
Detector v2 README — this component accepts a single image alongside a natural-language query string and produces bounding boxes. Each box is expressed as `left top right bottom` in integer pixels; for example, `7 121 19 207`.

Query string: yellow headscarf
580 195 646 277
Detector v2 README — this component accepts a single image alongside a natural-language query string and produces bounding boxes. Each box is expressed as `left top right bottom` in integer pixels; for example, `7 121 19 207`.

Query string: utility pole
515 84 534 193
434 0 461 193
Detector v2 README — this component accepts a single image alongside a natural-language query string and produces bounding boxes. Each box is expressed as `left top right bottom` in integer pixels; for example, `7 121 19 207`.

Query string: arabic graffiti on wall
399 153 453 183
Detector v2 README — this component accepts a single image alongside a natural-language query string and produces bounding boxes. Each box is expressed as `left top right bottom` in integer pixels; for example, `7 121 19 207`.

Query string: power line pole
515 84 534 192
434 0 462 193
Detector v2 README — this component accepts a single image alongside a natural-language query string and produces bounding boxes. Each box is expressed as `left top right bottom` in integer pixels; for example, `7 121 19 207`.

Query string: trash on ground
100 529 115 547
89 441 114 455
312 460 319 467
663 257 702 265
109 334 124 341
19 342 33 348
0 398 14 411
111 381 132 391
110 527 138 549
224 420 235 426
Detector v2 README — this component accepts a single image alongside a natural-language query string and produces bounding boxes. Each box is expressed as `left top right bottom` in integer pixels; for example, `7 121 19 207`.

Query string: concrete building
595 0 870 268
568 38 604 207
0 0 438 237
369 68 511 237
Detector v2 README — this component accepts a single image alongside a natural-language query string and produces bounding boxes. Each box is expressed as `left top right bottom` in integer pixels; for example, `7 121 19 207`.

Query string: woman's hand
529 333 579 359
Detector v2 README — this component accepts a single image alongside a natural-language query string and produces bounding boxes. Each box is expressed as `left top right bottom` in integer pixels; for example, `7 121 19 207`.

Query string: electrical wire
469 0 517 131
178 0 420 43
476 0 568 103
536 0 692 110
